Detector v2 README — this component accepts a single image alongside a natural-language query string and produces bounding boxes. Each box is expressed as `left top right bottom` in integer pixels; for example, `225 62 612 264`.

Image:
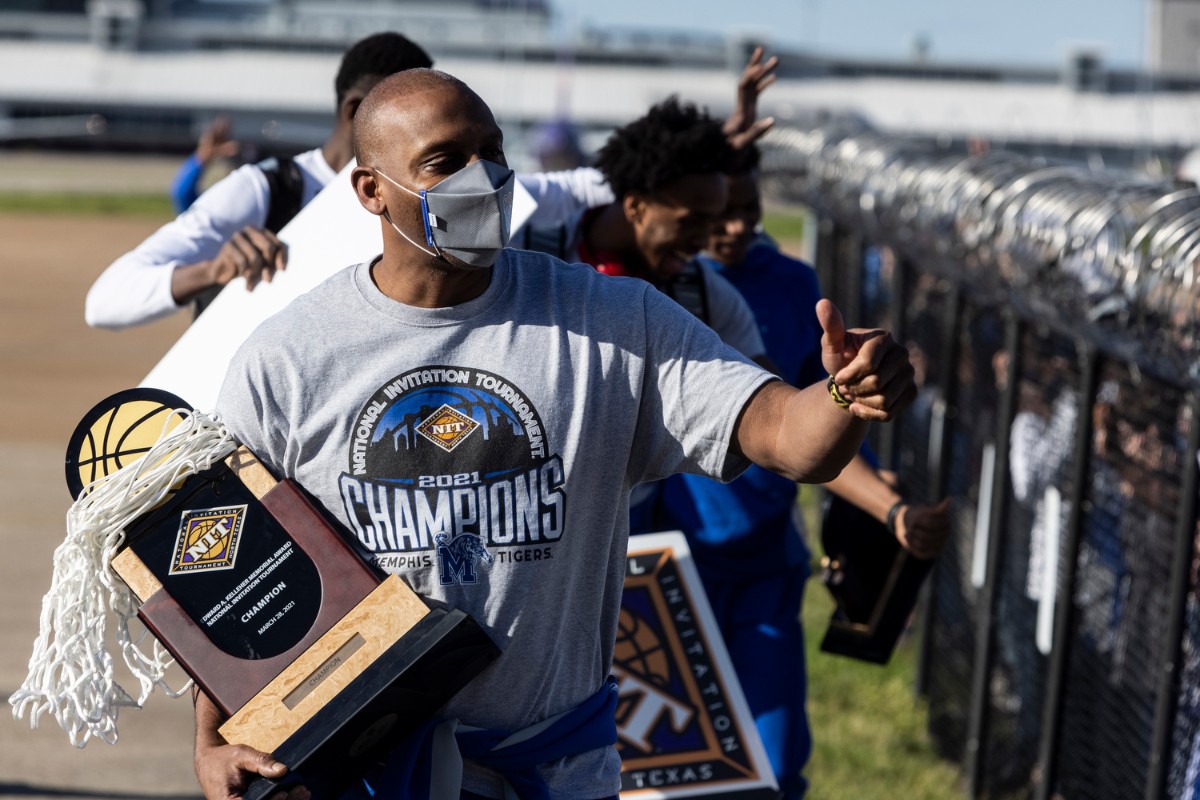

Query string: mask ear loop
383 208 441 259
375 167 443 259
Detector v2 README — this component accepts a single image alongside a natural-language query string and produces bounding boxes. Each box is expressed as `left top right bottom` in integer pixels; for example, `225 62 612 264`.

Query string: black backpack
192 156 305 318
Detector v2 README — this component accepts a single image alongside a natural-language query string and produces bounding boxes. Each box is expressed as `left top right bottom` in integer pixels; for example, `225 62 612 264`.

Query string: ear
337 90 367 125
623 193 647 226
351 166 385 216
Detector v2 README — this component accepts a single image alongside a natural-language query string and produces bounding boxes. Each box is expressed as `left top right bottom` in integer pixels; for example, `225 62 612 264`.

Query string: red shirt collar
575 208 629 276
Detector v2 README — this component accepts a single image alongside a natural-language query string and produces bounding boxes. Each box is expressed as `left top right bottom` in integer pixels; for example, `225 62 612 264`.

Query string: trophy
15 388 499 800
818 494 934 664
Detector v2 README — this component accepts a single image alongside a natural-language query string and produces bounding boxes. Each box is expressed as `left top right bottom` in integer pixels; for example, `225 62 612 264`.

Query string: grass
798 484 965 799
0 192 809 230
763 209 808 247
0 191 174 217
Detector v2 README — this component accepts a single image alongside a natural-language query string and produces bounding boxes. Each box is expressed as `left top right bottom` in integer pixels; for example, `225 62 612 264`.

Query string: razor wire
767 121 1200 799
759 123 1200 382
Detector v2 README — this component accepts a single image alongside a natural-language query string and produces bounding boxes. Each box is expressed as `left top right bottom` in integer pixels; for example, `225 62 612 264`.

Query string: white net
8 408 236 747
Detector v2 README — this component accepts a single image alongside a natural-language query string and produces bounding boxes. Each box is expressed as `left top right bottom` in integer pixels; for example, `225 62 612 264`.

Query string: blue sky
553 0 1148 68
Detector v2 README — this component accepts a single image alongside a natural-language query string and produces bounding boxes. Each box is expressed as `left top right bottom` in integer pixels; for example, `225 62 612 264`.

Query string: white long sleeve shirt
85 160 611 331
85 148 337 330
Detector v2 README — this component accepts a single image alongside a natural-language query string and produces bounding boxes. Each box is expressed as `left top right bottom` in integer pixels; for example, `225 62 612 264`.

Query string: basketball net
8 409 236 747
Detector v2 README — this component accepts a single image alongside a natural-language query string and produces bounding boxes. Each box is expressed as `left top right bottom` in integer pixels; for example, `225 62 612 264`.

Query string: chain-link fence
762 122 1200 799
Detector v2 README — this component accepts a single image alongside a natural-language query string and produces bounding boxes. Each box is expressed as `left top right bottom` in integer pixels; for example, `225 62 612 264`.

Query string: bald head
353 68 486 168
350 66 508 271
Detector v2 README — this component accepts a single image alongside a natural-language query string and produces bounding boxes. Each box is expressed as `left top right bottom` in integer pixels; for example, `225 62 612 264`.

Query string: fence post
964 311 1023 798
875 254 909 471
1145 393 1200 800
1032 340 1099 800
838 227 864 329
814 216 837 304
915 282 964 699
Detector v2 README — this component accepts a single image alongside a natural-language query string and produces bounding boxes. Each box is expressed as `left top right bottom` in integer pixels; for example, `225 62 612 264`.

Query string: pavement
0 210 199 799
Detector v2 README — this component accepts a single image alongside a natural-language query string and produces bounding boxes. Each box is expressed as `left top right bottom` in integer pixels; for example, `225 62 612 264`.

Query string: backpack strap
258 155 305 234
192 155 304 320
661 260 711 325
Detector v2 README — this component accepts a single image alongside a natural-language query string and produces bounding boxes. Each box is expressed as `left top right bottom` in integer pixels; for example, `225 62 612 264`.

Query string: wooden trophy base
241 602 498 800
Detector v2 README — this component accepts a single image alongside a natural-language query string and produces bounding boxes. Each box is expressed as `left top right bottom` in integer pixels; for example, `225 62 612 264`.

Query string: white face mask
376 159 515 268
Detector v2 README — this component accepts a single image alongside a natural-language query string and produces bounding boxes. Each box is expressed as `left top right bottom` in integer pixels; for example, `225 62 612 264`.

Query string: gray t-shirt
216 248 775 798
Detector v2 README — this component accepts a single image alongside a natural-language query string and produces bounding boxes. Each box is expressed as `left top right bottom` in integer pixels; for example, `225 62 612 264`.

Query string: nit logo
416 405 480 453
169 505 247 575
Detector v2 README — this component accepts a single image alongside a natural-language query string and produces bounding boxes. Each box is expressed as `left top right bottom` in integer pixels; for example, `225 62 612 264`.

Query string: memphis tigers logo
340 366 565 585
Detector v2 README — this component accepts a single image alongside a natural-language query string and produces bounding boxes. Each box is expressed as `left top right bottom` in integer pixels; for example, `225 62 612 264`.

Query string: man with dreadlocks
514 96 781 531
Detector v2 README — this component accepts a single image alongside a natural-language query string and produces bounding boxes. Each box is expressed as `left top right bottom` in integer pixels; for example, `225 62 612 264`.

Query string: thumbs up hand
817 299 916 421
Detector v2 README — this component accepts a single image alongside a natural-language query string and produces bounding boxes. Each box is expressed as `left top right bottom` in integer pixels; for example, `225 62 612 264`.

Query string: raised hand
723 46 779 150
196 115 241 166
817 298 916 421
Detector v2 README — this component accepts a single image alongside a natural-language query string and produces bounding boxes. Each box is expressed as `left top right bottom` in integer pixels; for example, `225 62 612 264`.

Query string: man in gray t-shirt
198 69 916 800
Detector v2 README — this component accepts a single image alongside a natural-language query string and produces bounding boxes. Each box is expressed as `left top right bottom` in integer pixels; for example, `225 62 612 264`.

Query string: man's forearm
739 380 869 483
172 260 218 305
194 689 227 754
735 300 912 485
823 454 902 521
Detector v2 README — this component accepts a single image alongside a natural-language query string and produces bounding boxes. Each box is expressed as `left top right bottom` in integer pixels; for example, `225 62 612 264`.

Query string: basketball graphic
65 388 191 499
614 607 671 686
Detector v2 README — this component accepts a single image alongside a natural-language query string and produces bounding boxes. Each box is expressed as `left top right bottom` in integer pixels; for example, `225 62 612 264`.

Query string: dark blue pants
697 561 811 799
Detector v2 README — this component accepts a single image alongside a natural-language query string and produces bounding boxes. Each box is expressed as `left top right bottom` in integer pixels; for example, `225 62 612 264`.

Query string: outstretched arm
823 457 952 560
86 164 287 330
733 299 915 483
